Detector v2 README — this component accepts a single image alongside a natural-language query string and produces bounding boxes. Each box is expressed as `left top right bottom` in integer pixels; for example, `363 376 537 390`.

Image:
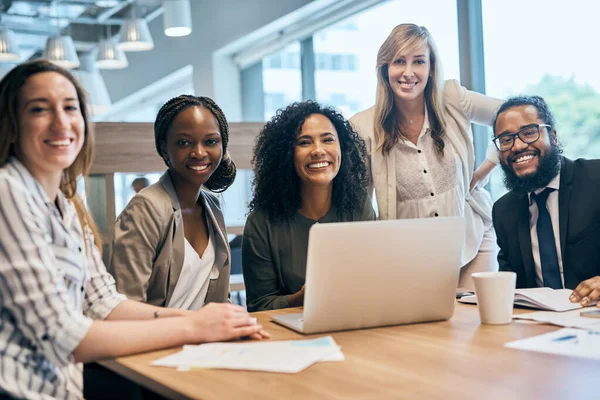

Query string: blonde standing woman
0 60 267 400
350 24 502 288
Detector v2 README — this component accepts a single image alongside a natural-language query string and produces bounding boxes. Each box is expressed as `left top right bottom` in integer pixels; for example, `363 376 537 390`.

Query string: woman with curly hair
109 95 237 310
243 101 375 312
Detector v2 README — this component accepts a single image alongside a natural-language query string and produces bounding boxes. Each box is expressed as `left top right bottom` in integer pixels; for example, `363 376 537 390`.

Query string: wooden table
100 304 598 400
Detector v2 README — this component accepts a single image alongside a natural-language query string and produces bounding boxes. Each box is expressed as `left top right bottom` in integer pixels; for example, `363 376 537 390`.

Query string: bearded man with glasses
491 95 600 309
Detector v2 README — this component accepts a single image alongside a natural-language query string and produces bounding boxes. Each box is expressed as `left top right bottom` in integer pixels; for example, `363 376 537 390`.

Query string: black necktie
533 188 562 289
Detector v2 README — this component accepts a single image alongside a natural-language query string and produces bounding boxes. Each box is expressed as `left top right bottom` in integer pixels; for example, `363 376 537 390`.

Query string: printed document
513 308 600 330
505 328 600 360
151 336 343 374
459 288 587 312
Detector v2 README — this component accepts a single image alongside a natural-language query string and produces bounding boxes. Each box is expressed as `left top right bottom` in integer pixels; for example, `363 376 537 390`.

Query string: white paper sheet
151 336 344 374
505 328 600 360
513 308 600 330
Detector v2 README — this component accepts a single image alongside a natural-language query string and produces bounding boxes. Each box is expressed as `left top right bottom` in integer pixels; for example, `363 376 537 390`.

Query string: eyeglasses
492 124 551 152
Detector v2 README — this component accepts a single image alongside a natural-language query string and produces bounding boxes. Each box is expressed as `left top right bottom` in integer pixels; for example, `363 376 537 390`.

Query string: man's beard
500 144 561 194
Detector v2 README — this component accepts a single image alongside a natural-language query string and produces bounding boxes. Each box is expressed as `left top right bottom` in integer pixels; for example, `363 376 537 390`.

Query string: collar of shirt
527 166 561 206
398 105 430 149
10 156 74 223
296 205 339 224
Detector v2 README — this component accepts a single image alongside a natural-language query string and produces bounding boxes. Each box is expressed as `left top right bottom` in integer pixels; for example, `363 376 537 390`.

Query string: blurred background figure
131 176 151 193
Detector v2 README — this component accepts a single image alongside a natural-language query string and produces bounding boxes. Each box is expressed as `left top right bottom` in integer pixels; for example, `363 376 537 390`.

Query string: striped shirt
0 157 126 400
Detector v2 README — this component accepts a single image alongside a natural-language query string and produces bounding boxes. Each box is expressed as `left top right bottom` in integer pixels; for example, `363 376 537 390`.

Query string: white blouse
350 80 503 266
167 227 218 310
394 109 465 220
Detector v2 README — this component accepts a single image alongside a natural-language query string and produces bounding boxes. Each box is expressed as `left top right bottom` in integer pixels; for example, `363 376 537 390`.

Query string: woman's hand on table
189 302 270 342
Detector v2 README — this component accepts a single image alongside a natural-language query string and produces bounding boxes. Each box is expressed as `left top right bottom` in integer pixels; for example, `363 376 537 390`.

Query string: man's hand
569 276 600 307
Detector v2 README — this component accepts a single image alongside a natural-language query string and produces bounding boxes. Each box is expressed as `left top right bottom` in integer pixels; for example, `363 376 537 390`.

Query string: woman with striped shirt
0 60 267 400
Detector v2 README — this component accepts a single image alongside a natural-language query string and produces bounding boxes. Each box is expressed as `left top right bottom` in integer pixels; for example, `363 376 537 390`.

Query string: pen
552 334 578 342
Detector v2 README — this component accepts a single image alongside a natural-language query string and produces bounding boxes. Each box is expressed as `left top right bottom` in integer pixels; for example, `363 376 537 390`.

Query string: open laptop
271 217 465 334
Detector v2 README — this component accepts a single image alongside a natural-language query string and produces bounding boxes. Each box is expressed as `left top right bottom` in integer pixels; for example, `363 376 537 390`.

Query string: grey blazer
108 172 230 307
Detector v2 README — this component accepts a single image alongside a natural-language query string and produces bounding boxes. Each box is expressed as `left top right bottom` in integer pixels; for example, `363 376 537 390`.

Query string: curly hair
249 101 370 221
154 94 236 192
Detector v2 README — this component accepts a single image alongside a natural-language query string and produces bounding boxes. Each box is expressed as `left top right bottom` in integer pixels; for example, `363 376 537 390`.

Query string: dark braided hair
248 101 370 222
154 94 236 192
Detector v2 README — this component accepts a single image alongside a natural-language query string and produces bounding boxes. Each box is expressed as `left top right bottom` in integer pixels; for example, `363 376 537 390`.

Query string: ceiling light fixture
44 35 80 69
96 25 128 69
0 25 19 62
0 0 20 61
96 37 128 69
163 0 192 37
119 2 154 51
77 54 112 115
43 0 80 69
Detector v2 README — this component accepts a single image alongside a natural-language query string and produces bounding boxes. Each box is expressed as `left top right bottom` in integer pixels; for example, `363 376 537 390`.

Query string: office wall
101 0 312 104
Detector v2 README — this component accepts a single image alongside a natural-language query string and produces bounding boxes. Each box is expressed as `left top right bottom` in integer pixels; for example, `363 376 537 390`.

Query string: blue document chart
505 328 600 360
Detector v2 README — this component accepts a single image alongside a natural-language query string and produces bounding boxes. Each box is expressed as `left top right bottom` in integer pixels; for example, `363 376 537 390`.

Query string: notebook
458 288 592 312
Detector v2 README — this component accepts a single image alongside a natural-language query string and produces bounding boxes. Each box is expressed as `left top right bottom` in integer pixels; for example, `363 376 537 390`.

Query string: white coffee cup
471 271 517 325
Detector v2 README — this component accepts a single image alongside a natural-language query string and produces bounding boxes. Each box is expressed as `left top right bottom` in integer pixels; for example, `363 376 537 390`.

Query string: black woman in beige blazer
108 95 237 308
109 172 231 306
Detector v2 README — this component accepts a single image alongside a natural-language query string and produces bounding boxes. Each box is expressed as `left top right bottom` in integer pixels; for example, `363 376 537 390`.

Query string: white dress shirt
528 171 564 288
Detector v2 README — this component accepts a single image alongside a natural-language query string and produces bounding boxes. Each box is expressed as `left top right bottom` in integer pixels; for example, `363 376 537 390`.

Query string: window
313 0 459 117
220 170 254 228
262 42 302 120
314 53 358 71
113 170 253 232
331 54 342 70
114 172 163 216
346 54 357 71
285 52 300 69
316 53 329 70
483 0 600 199
264 92 286 114
338 22 358 31
265 53 282 69
264 50 300 70
324 93 360 118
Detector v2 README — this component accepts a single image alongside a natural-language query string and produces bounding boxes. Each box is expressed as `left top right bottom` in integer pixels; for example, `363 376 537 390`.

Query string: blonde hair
374 24 447 154
0 60 102 250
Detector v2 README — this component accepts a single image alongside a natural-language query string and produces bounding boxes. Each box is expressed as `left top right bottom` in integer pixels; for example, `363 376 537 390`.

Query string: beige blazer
350 79 503 265
108 172 230 307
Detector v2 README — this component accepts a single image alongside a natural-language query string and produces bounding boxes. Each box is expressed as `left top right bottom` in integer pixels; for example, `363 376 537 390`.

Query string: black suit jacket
492 157 600 289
